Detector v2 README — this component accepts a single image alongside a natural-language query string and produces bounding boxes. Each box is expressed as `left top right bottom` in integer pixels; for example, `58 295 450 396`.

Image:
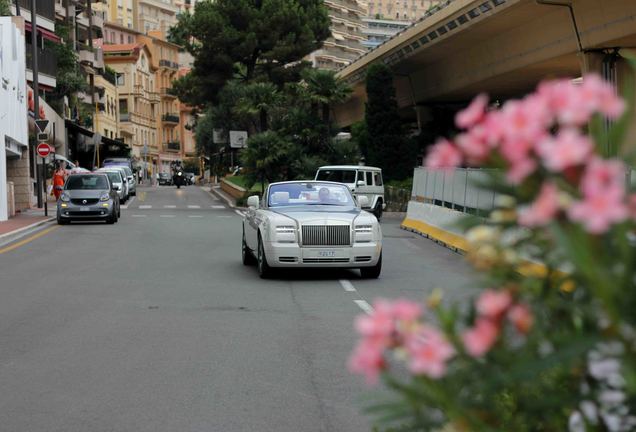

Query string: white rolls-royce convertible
242 181 382 279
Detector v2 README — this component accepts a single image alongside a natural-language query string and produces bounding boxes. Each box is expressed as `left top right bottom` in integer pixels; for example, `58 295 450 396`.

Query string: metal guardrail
413 167 636 216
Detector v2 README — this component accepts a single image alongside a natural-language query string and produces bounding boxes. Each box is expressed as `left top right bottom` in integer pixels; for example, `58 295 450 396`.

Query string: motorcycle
173 169 185 189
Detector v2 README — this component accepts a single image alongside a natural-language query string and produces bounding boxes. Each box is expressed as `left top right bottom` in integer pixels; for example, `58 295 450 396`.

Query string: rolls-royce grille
302 225 350 246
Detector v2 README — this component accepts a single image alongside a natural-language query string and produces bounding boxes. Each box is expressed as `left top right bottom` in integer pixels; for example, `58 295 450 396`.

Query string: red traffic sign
36 143 52 158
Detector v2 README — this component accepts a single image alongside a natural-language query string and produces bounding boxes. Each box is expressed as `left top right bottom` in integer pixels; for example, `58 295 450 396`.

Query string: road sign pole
31 0 42 209
42 152 47 216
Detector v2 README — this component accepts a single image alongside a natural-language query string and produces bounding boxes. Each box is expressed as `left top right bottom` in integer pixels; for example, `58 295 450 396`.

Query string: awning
25 22 61 43
65 120 130 151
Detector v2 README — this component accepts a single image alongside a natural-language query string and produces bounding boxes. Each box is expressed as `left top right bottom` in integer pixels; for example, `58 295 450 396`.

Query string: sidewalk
0 209 54 239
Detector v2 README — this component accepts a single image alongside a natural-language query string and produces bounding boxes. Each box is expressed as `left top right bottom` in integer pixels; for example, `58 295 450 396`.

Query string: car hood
66 189 109 199
272 206 364 224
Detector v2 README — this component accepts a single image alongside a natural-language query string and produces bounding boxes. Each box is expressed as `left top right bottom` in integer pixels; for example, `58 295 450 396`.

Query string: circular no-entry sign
37 143 52 158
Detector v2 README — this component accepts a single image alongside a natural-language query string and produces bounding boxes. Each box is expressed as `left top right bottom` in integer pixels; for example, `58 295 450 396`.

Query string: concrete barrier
221 178 247 200
401 201 469 252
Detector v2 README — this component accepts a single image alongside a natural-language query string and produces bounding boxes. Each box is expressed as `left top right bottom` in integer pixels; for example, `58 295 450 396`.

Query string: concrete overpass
334 0 636 131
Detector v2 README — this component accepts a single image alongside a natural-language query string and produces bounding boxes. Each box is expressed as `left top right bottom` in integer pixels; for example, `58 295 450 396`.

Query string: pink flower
456 93 488 129
580 74 626 120
500 96 551 143
405 326 455 378
539 79 591 126
499 138 537 184
579 157 626 198
425 138 462 169
568 193 628 234
507 304 534 334
476 289 513 319
507 158 538 185
537 128 593 172
390 299 423 322
348 340 386 385
462 318 499 358
456 131 491 164
518 182 560 227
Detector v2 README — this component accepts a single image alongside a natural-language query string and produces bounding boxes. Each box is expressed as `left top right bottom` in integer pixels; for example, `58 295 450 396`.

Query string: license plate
80 206 89 211
318 250 336 257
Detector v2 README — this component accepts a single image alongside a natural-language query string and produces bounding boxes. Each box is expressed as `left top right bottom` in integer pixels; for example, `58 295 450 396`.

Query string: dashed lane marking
187 205 201 209
131 214 147 218
339 280 356 292
216 215 232 218
163 205 176 209
120 196 135 209
354 300 373 315
160 215 176 218
211 205 225 209
188 215 204 218
139 205 152 209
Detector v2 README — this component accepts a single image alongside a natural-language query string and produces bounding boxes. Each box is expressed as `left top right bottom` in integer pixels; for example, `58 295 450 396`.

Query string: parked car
242 181 382 279
103 157 134 171
120 166 137 196
57 173 120 224
97 169 128 203
315 165 385 219
98 166 130 199
185 172 195 185
158 172 172 186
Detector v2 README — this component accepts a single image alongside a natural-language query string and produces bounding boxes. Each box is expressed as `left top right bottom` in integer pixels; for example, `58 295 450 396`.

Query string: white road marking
188 215 204 218
211 205 225 209
139 205 152 209
121 196 135 209
160 215 176 218
235 210 245 217
164 205 176 209
187 205 201 209
354 300 373 315
131 214 147 218
217 215 232 218
339 279 356 292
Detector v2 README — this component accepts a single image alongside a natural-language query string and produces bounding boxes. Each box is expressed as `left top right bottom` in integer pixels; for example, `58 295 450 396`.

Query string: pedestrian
52 161 67 200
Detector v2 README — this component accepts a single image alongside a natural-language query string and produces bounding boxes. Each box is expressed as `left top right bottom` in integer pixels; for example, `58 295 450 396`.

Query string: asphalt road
0 184 475 432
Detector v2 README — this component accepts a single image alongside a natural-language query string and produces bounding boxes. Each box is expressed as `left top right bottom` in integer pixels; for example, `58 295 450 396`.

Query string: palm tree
236 82 280 133
300 68 352 130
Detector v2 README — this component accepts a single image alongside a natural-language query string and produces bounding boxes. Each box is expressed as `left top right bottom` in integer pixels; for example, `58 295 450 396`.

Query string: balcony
159 59 177 70
26 44 57 78
18 0 55 22
147 91 160 104
120 112 131 122
162 113 180 125
131 84 144 96
161 87 177 99
163 141 181 152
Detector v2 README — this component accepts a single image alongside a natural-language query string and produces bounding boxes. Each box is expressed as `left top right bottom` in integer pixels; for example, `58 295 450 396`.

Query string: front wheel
257 235 272 279
176 184 181 189
360 253 382 279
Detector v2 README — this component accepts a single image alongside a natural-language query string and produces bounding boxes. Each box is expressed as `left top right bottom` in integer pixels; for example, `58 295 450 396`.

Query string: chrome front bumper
264 241 382 268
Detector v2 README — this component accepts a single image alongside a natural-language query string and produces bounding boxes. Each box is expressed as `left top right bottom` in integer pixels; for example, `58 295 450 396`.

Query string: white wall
0 17 29 222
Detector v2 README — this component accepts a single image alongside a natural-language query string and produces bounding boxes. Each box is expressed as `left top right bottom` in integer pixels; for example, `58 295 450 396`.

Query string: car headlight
354 225 374 243
100 192 110 202
275 225 297 243
60 192 70 202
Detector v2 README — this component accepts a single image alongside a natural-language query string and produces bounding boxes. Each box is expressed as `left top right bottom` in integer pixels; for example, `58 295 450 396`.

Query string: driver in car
318 187 340 205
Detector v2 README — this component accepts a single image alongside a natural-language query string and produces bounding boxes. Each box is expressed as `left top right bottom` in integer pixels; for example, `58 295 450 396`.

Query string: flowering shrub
349 74 636 431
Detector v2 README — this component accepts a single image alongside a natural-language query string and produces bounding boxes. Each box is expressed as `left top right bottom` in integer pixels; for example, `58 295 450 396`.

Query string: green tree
241 131 292 191
47 24 87 116
0 0 11 15
195 109 221 178
168 0 331 106
364 63 416 181
236 82 281 133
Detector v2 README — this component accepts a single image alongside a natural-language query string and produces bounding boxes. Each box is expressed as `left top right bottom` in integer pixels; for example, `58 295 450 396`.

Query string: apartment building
311 0 367 70
367 0 444 21
135 0 179 35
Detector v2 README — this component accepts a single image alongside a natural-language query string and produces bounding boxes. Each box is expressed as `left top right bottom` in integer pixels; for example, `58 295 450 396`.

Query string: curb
0 217 56 241
201 185 247 210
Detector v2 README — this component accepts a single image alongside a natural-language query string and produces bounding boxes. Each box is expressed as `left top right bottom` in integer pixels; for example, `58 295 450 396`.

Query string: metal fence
413 167 636 216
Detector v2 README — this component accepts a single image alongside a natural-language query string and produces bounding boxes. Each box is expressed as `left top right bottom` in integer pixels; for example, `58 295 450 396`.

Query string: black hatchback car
57 173 121 224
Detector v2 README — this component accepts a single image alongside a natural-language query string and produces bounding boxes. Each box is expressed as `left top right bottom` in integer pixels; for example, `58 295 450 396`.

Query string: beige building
103 43 160 175
138 31 181 173
135 0 179 35
96 0 135 29
311 0 367 70
94 72 120 142
367 0 444 21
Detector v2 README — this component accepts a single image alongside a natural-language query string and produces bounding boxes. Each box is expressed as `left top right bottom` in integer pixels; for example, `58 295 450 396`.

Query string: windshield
268 183 354 208
316 169 357 184
66 175 109 190
104 172 122 184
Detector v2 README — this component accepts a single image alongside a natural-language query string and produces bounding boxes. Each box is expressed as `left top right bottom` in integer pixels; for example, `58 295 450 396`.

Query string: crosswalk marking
160 215 176 218
187 205 201 209
139 205 152 209
211 205 225 209
164 205 176 209
188 215 204 218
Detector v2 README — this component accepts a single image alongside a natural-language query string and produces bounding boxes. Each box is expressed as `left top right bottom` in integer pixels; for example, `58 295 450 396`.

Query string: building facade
104 43 159 176
361 17 411 50
311 0 367 70
367 0 444 21
135 0 179 35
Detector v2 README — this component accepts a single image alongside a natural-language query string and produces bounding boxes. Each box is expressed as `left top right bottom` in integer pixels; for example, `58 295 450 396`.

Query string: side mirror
356 180 366 187
247 195 260 208
358 196 369 208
